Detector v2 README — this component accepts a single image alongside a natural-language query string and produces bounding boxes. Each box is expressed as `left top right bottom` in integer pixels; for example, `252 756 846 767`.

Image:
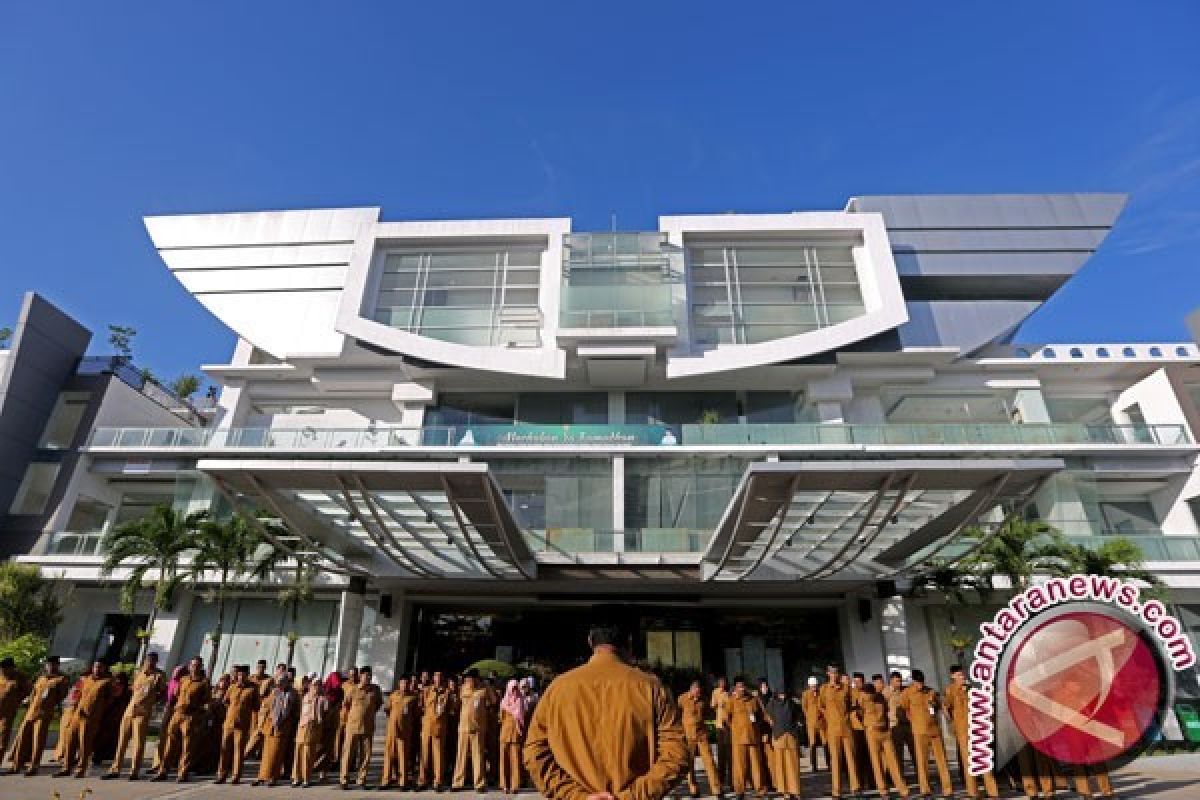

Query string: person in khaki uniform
6 656 70 776
242 660 278 759
523 610 688 800
862 677 908 799
453 669 490 790
762 685 802 800
849 673 873 787
214 666 257 784
884 672 915 775
800 677 826 772
382 677 419 789
0 658 30 757
292 676 327 788
55 660 113 778
153 656 210 783
253 673 299 786
819 665 860 798
899 669 953 799
340 665 383 789
709 676 731 790
420 671 453 789
726 676 766 797
104 652 164 780
944 666 998 799
678 680 721 797
498 679 527 794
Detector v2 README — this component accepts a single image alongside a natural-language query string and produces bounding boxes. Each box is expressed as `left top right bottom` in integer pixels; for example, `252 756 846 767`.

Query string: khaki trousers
953 726 998 797
770 734 801 796
805 718 826 771
731 742 764 794
452 729 486 789
0 712 17 756
109 713 150 777
866 729 908 796
53 707 75 761
684 732 721 795
9 715 52 772
419 731 446 787
60 715 100 775
499 741 523 792
382 730 413 787
762 737 777 789
340 731 372 786
1074 765 1113 798
216 727 248 781
258 734 290 782
913 731 953 797
293 741 316 785
157 712 200 778
827 729 861 796
1017 746 1055 798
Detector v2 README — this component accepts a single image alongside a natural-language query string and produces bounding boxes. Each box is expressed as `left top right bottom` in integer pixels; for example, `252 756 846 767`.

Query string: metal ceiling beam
941 476 1050 571
439 475 506 579
334 480 413 575
737 474 801 580
372 495 473 573
891 473 1013 575
350 476 439 579
479 475 535 579
809 472 918 580
704 473 758 581
405 490 480 569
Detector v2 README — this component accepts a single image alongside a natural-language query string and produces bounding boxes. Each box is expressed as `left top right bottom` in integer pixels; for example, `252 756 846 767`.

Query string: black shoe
151 773 167 782
129 774 141 781
102 772 120 780
53 770 70 777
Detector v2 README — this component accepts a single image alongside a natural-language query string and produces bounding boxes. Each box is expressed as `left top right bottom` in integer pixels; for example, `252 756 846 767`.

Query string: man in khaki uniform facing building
453 669 490 790
153 656 210 783
215 665 258 784
382 677 419 789
0 657 30 756
709 675 731 790
340 665 383 789
899 669 953 799
243 660 278 759
105 651 165 780
862 676 908 799
55 660 113 778
524 608 688 800
6 655 70 776
725 676 765 798
819 664 861 798
678 680 720 797
944 665 998 799
800 676 825 772
420 671 452 790
255 673 300 786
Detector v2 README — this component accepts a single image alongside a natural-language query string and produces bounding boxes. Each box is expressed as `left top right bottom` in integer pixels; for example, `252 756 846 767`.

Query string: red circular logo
1006 610 1162 765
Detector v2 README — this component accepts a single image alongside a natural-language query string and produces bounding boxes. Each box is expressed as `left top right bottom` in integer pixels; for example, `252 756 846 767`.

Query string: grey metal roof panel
848 193 1127 230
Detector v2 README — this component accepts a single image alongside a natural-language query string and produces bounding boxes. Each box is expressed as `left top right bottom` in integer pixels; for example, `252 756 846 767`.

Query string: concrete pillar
1013 388 1051 424
334 577 368 671
837 595 885 679
148 590 196 666
361 592 412 689
879 595 913 678
612 455 625 552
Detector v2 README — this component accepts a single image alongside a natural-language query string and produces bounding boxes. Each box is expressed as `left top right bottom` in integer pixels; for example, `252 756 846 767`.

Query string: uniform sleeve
619 684 689 800
522 684 592 800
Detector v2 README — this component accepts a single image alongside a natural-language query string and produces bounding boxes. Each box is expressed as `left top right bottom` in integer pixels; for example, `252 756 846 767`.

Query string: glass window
625 456 749 534
487 458 612 537
426 393 516 428
745 391 799 423
37 391 90 449
559 232 682 328
9 462 60 515
625 392 738 432
517 393 608 424
66 496 111 534
113 491 176 527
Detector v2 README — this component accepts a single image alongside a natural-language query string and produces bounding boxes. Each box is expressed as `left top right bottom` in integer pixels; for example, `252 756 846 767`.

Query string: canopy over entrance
702 458 1063 581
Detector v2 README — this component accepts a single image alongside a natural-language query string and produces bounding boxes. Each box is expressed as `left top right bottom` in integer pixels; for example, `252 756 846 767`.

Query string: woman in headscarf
292 676 326 788
498 679 526 794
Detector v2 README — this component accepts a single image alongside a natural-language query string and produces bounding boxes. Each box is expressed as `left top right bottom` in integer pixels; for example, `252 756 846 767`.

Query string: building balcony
87 422 1192 452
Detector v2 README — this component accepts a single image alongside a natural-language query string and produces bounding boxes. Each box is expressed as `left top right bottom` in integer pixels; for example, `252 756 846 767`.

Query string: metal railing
89 422 1192 450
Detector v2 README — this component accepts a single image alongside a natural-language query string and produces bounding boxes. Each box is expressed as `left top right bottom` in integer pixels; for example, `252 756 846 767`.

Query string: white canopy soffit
201 459 536 581
702 458 1063 582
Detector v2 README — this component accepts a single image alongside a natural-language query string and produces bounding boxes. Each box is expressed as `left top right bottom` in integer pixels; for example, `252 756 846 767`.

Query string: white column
879 595 913 678
837 594 886 679
334 578 367 671
1013 388 1051 424
148 590 196 666
361 592 411 689
612 455 625 552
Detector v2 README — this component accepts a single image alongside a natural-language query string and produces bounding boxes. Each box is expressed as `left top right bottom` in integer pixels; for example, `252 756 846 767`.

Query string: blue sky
2 2 1199 382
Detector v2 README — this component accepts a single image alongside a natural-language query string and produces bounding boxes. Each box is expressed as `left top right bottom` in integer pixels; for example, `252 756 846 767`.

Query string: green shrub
466 659 516 679
0 633 49 677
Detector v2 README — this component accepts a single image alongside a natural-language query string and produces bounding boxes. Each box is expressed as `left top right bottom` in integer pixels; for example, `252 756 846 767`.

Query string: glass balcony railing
522 529 709 554
928 533 1200 564
88 422 1192 450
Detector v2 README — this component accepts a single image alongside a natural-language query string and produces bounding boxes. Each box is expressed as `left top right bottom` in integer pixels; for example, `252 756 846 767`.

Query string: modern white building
15 194 1200 694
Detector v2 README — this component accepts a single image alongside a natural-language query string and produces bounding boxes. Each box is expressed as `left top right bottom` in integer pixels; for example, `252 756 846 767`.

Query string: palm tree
277 562 317 668
1061 535 1166 598
100 505 206 662
959 516 1076 591
188 512 286 669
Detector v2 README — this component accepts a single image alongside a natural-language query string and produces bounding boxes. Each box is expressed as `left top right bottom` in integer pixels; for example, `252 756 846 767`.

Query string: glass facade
372 245 543 346
689 240 864 346
560 232 681 328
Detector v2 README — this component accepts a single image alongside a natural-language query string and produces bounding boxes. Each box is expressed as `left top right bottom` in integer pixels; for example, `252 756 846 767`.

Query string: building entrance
406 602 841 693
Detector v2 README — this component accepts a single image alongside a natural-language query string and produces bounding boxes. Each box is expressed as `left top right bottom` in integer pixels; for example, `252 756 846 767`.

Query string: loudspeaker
875 579 898 599
380 593 393 618
858 597 873 623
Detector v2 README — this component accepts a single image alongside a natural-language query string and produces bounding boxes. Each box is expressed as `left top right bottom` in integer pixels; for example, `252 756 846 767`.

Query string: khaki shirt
500 708 523 744
818 682 854 736
25 673 69 720
0 670 30 718
344 682 382 736
524 650 688 800
943 682 971 735
458 686 489 734
126 668 165 717
676 693 708 740
421 685 452 737
726 693 763 746
223 684 259 731
175 675 211 718
75 674 114 721
387 690 419 738
849 686 866 730
709 687 730 730
860 689 890 733
800 687 821 727
883 684 909 728
899 685 943 736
